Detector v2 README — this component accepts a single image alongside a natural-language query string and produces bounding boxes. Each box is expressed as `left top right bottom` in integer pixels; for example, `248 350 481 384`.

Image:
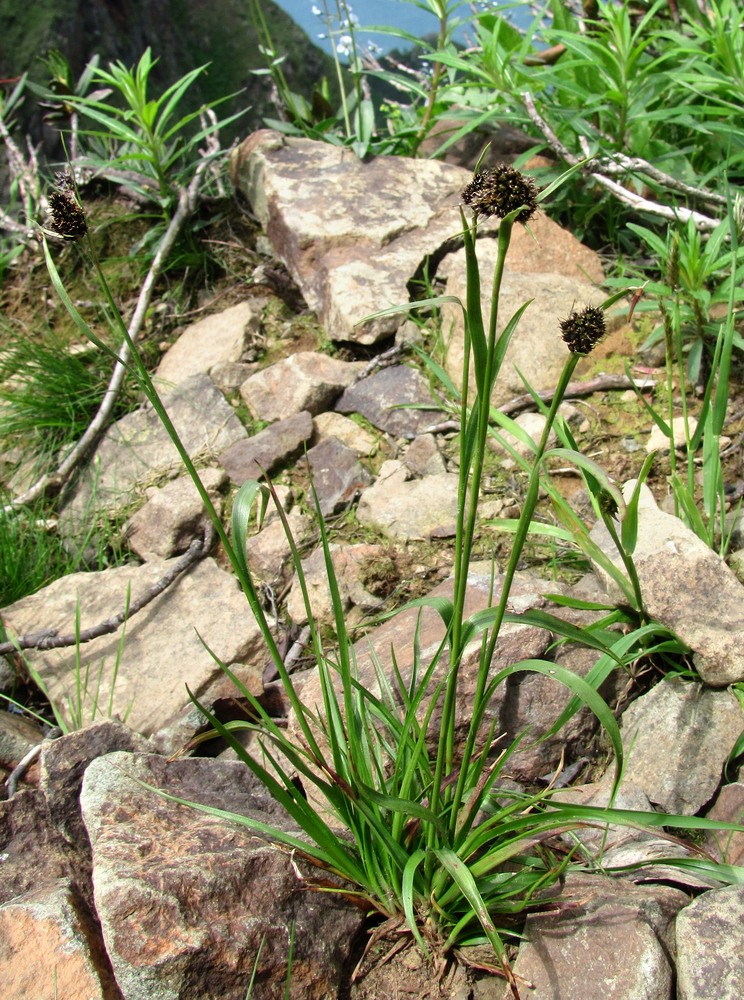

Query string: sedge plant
38 163 744 996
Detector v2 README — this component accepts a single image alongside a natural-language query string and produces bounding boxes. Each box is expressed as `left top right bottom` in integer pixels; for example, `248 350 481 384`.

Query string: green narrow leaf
402 849 429 955
621 451 655 554
433 847 507 963
41 237 124 363
230 480 269 583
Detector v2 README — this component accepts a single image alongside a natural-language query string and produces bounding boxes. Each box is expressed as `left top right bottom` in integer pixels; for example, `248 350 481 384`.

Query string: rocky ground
1 132 744 999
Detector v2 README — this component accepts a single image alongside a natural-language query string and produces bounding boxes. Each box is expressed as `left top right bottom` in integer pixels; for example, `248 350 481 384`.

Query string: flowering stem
430 214 515 841
449 352 582 828
323 0 353 138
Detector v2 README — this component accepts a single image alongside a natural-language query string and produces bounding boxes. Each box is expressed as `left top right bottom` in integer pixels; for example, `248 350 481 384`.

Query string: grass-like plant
6 592 133 735
627 209 744 383
617 195 743 554
0 498 74 605
0 328 126 471
37 158 744 996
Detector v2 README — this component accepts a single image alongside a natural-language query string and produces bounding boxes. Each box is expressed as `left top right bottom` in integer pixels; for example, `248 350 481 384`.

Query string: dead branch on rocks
521 92 722 232
0 523 214 657
4 161 210 513
418 373 641 436
497 372 641 416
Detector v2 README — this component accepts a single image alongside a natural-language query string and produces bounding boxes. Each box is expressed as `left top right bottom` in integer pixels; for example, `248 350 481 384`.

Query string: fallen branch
0 523 214 657
419 373 641 435
5 162 208 512
521 92 722 232
593 151 727 206
497 372 641 416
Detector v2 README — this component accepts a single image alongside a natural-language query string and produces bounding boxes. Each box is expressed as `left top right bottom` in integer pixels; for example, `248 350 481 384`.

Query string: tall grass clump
620 195 744 554
38 157 744 995
0 330 125 471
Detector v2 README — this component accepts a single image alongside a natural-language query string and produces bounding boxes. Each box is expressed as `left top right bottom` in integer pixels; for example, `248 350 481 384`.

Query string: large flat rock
231 130 604 345
1 558 265 737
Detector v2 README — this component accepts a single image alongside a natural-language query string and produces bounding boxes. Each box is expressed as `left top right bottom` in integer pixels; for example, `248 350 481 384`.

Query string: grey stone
403 433 446 476
149 660 264 758
335 365 444 438
219 409 313 484
500 874 686 1000
295 567 553 752
312 410 377 456
500 635 622 784
0 655 16 693
356 460 460 540
591 482 744 685
40 720 151 850
305 436 373 516
285 542 388 626
619 675 743 814
646 415 697 453
239 350 362 421
245 508 315 587
209 359 258 393
231 130 468 343
0 789 72 905
155 300 262 386
552 778 658 854
550 778 709 886
231 132 603 346
676 885 744 1000
124 467 227 560
1 558 265 737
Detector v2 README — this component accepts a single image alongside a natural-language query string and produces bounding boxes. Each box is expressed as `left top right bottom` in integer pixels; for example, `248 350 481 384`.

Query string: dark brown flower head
46 171 87 241
560 305 606 355
461 164 538 224
597 488 619 519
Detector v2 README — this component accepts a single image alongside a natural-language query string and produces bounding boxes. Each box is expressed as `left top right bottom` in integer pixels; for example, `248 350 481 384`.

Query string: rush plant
39 161 744 997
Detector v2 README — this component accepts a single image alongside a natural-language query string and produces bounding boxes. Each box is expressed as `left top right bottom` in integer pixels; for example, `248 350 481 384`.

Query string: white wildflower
336 34 353 56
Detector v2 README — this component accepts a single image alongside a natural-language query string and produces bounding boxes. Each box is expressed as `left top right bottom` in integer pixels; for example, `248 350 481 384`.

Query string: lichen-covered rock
81 752 365 1000
676 884 744 1000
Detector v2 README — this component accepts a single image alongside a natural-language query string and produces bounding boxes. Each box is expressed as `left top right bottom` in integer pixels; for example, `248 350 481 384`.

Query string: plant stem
411 4 450 155
449 352 582 830
430 216 515 845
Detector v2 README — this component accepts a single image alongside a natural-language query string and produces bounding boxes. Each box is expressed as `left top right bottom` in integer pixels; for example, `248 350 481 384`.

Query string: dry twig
0 523 214 657
5 163 209 513
417 373 642 436
521 92 722 232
